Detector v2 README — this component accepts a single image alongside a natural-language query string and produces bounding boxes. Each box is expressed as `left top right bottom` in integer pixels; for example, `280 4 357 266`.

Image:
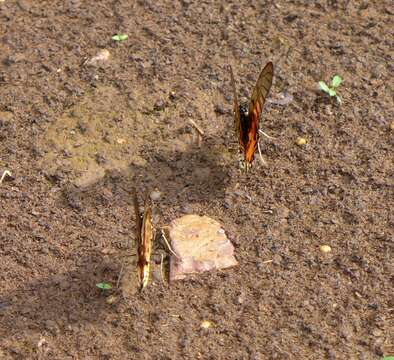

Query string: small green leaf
328 88 336 97
331 75 342 88
319 81 330 93
96 282 112 290
381 356 394 360
112 34 128 41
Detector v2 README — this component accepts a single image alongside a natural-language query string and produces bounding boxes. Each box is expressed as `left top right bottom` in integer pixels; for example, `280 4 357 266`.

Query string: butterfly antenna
161 229 180 259
259 129 277 140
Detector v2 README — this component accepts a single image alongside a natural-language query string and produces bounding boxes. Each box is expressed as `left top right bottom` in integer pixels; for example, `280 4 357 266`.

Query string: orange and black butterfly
230 62 274 169
133 189 154 290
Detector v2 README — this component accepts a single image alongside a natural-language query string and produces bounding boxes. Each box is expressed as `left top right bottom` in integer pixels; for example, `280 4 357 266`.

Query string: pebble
150 189 162 201
153 99 166 111
200 320 213 329
295 137 307 146
85 49 110 66
214 104 226 115
106 295 117 305
320 245 332 253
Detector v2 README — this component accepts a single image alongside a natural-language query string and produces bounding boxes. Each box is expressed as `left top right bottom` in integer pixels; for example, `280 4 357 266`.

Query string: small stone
320 245 332 253
85 49 110 66
150 189 162 201
214 104 226 115
295 137 307 146
106 295 117 305
390 121 394 131
200 320 213 329
153 99 166 111
37 338 47 348
236 292 245 304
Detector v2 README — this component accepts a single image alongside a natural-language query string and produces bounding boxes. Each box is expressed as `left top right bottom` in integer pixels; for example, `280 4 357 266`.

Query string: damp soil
0 1 393 359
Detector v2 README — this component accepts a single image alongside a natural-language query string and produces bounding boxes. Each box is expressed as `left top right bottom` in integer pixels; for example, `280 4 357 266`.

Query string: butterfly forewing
133 189 142 243
248 62 273 120
230 65 242 148
245 62 274 164
133 189 154 290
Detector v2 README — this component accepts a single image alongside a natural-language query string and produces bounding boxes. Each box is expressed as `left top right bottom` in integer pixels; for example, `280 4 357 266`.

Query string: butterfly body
230 62 274 168
238 103 257 164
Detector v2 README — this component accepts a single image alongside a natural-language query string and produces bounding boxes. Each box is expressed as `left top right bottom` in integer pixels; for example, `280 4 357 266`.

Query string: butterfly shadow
134 139 229 203
0 249 125 349
62 136 231 217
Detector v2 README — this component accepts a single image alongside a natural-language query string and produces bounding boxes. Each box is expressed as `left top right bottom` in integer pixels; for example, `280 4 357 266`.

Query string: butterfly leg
257 141 267 166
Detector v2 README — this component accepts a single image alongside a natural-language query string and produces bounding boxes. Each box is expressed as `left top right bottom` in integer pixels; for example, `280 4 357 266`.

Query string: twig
161 229 180 259
0 170 12 184
188 119 204 136
116 260 125 288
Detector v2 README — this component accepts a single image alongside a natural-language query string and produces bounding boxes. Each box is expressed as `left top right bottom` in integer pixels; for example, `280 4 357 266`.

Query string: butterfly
133 189 154 290
230 62 274 169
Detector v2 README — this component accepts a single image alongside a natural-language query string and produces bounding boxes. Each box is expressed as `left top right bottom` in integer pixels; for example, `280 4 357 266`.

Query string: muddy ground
0 0 393 359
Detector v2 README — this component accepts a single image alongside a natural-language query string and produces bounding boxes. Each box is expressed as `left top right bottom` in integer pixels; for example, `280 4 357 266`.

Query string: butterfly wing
140 195 153 290
245 62 274 164
134 190 154 290
230 65 242 149
133 188 142 246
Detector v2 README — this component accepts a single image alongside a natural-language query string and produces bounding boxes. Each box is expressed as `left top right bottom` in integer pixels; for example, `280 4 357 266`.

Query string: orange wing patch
133 189 154 290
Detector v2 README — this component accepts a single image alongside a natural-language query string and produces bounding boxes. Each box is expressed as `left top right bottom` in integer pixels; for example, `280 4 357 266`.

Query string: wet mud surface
0 1 393 359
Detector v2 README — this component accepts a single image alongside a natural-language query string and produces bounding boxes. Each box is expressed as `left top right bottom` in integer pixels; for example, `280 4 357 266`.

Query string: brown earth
0 0 393 359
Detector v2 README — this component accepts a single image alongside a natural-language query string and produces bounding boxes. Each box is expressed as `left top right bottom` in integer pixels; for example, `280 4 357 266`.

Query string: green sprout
318 75 343 104
381 357 394 360
96 282 112 290
112 34 128 41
